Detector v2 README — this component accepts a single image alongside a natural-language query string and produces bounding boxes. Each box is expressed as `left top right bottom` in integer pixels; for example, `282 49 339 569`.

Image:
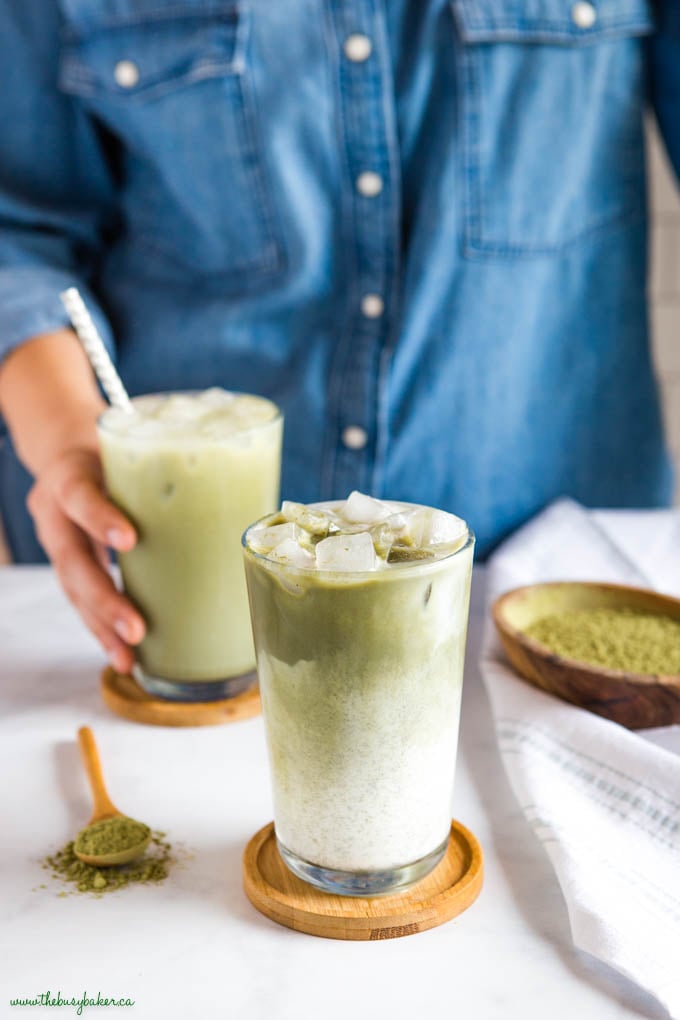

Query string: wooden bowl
492 582 680 729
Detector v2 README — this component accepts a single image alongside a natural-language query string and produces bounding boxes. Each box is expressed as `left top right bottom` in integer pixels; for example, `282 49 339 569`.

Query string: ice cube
340 491 392 525
126 417 171 439
385 512 408 531
102 407 136 434
379 512 410 542
248 522 298 554
230 395 276 426
386 507 466 554
198 387 234 408
387 508 427 548
326 518 370 535
156 394 207 422
280 501 331 537
268 539 316 569
369 511 411 558
370 522 395 561
315 532 378 572
198 417 236 438
132 395 164 418
424 509 467 548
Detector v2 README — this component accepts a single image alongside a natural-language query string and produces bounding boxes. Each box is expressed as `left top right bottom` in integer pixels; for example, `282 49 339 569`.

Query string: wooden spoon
74 726 151 867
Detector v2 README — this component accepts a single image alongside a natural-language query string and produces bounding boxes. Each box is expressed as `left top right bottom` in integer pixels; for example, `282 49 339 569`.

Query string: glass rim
96 389 283 443
242 500 475 579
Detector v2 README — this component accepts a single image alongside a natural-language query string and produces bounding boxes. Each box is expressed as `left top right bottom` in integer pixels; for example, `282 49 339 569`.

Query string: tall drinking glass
243 495 474 895
98 389 282 701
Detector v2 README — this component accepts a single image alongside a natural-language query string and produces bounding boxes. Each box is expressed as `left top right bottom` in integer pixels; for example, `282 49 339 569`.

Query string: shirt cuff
0 265 115 367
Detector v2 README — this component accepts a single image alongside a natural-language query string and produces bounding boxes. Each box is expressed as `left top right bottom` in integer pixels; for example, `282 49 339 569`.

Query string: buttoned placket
321 0 401 499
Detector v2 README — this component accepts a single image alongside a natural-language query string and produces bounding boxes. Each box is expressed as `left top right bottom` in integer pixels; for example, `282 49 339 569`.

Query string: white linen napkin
481 500 680 1018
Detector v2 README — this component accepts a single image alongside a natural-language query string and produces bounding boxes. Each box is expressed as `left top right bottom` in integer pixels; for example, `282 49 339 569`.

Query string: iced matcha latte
243 492 474 895
98 389 282 700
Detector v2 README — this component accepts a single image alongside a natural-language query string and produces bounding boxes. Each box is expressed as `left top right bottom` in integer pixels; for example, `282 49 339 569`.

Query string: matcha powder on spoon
524 607 680 675
41 830 175 895
74 816 150 858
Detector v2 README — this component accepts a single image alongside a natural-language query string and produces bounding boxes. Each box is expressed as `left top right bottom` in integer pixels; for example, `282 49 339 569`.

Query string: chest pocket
451 0 655 259
58 0 284 285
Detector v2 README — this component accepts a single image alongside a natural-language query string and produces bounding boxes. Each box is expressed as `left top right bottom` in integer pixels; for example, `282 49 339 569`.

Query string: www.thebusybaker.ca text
9 990 135 1015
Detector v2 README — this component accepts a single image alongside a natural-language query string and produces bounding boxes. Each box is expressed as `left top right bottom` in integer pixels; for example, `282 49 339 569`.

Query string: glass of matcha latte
243 492 474 896
98 389 282 701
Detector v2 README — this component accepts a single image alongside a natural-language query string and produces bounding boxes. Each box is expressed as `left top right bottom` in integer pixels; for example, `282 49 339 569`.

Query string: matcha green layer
244 534 473 872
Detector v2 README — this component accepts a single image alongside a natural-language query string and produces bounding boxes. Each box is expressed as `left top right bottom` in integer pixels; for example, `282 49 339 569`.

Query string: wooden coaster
100 667 261 727
242 820 483 940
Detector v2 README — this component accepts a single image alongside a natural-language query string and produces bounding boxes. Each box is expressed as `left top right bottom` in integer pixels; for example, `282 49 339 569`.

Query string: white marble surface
0 564 671 1019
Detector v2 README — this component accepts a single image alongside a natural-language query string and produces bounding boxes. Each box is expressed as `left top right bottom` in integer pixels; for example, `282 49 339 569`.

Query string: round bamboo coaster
242 820 483 940
100 667 261 727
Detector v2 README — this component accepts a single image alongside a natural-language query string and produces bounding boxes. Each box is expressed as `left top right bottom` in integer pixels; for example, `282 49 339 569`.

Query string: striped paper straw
60 287 133 413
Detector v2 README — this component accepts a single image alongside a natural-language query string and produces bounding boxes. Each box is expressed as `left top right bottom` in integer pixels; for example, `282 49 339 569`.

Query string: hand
27 447 145 673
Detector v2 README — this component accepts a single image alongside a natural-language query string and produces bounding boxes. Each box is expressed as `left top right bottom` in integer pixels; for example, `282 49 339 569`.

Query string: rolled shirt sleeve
0 0 118 366
0 267 114 367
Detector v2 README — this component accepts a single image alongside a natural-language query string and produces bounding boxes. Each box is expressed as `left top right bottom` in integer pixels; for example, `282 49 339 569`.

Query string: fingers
30 497 146 660
53 452 137 551
61 535 145 667
92 539 112 572
55 524 145 642
27 447 146 669
79 604 136 675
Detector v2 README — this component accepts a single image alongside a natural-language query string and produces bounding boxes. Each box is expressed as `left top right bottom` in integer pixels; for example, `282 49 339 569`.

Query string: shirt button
114 60 140 88
361 294 384 319
342 426 368 451
356 172 383 198
571 2 597 28
343 33 372 62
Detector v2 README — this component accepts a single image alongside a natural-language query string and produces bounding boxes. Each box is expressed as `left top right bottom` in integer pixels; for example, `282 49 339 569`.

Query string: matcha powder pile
42 830 174 895
525 607 680 675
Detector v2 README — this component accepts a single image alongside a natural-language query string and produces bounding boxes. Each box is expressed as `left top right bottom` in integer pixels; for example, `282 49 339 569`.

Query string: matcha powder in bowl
524 607 680 675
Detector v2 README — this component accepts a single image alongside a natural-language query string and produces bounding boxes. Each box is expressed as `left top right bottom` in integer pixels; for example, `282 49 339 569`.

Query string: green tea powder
524 607 680 675
42 830 173 895
74 817 150 858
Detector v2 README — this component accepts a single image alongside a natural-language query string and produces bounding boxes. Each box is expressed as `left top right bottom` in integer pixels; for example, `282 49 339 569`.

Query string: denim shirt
0 0 677 561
